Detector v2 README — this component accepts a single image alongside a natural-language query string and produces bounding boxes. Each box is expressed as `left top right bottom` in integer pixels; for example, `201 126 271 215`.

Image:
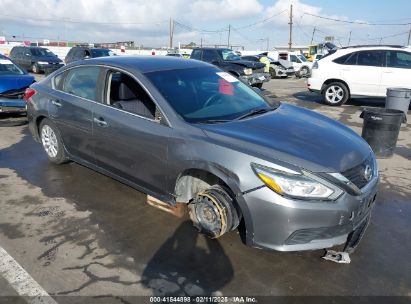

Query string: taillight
25 88 36 104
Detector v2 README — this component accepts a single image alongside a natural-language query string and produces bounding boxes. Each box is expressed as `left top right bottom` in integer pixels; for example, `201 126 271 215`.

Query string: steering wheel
203 93 222 108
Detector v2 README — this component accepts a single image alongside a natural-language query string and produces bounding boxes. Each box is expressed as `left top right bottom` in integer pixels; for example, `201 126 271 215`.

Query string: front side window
61 66 101 101
30 48 56 57
357 50 384 67
387 51 411 69
106 71 156 120
290 55 298 63
218 49 241 61
145 67 276 123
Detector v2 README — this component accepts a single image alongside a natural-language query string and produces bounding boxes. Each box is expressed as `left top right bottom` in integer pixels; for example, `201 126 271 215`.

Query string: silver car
27 56 379 252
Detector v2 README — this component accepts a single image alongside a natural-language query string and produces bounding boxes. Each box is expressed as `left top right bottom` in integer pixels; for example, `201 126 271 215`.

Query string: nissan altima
26 56 379 252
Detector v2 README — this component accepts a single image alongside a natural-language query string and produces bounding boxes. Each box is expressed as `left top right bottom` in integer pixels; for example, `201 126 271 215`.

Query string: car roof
72 55 214 73
192 47 230 51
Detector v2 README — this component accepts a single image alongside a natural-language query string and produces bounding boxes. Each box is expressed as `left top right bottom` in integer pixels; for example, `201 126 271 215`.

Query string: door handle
51 100 62 107
93 117 108 127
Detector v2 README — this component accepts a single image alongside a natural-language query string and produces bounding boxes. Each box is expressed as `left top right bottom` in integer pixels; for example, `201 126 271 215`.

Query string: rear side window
387 51 411 69
357 50 384 67
191 49 201 60
60 66 101 101
202 50 220 63
333 53 352 64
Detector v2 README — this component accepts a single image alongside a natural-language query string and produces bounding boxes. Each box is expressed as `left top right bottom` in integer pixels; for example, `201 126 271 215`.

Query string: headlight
251 163 343 200
37 61 49 65
243 68 252 75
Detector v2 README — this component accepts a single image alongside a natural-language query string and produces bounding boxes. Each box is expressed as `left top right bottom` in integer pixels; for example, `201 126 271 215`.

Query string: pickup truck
190 48 270 88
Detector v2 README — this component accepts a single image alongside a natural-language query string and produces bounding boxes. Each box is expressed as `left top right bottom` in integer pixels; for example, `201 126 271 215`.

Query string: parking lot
0 76 410 302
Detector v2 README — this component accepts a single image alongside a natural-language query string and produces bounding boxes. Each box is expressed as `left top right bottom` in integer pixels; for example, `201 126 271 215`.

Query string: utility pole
200 37 203 47
227 24 231 48
348 31 352 46
407 28 411 45
288 4 293 51
267 37 269 51
169 18 174 49
310 26 316 45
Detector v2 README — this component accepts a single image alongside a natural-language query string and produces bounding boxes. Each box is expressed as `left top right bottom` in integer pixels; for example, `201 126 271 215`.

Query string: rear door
380 50 411 95
339 50 384 96
91 69 171 198
49 65 105 162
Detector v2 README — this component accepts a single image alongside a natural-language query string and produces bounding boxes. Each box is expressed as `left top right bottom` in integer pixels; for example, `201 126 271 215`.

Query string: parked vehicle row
308 45 411 106
190 48 270 88
241 54 295 79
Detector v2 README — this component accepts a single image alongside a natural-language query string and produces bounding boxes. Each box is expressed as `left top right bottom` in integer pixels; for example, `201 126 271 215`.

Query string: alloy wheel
41 125 59 158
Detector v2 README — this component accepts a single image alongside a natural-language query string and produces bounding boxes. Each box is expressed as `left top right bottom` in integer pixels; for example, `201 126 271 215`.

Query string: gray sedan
27 56 378 252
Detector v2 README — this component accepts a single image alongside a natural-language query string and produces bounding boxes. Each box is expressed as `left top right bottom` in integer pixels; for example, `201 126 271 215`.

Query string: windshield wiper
235 107 274 121
195 119 231 124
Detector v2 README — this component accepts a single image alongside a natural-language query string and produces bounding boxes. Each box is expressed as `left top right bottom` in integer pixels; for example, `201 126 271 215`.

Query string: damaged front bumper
240 176 378 252
0 98 27 114
240 73 270 86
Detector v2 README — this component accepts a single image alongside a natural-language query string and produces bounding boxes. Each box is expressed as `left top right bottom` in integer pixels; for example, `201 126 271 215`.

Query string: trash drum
360 108 406 158
386 87 411 114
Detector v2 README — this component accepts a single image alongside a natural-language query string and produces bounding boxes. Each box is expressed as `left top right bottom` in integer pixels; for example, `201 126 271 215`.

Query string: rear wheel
39 119 67 164
323 82 349 106
189 185 240 238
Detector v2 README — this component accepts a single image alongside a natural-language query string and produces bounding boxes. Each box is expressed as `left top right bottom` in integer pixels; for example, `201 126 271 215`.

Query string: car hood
278 59 293 69
227 59 265 69
0 75 35 94
34 56 62 63
199 103 371 173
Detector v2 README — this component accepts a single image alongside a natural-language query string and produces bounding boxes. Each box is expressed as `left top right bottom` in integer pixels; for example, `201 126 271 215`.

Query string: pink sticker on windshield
219 79 234 95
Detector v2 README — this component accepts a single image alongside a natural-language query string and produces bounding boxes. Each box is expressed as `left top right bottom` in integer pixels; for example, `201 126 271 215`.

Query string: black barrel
360 108 406 158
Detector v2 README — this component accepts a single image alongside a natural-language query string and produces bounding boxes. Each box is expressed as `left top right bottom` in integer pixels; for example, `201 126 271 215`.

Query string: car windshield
297 55 307 62
0 57 24 75
145 67 277 123
218 49 241 61
90 49 115 57
30 48 56 57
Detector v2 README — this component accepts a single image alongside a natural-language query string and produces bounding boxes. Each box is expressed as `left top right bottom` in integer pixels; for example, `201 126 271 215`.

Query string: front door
92 70 170 198
380 50 411 95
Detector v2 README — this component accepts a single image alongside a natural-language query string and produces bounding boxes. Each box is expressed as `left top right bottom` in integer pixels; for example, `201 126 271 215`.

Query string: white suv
307 45 411 106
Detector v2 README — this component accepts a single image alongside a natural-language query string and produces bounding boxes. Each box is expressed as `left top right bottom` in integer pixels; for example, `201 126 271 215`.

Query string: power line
301 12 411 26
233 9 288 30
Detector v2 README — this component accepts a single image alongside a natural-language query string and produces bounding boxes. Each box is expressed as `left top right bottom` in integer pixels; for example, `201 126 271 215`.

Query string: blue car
0 54 35 114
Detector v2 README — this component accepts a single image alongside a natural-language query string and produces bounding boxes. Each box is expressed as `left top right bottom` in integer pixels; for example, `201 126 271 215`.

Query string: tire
269 67 276 79
299 66 310 78
32 63 39 74
39 118 68 164
323 82 350 106
189 185 240 239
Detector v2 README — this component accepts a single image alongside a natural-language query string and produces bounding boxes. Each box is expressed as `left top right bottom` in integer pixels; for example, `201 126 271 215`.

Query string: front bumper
241 177 378 251
38 63 64 73
0 99 27 114
240 73 270 86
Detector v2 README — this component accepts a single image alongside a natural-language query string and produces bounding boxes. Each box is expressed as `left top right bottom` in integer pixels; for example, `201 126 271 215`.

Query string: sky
0 0 411 49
